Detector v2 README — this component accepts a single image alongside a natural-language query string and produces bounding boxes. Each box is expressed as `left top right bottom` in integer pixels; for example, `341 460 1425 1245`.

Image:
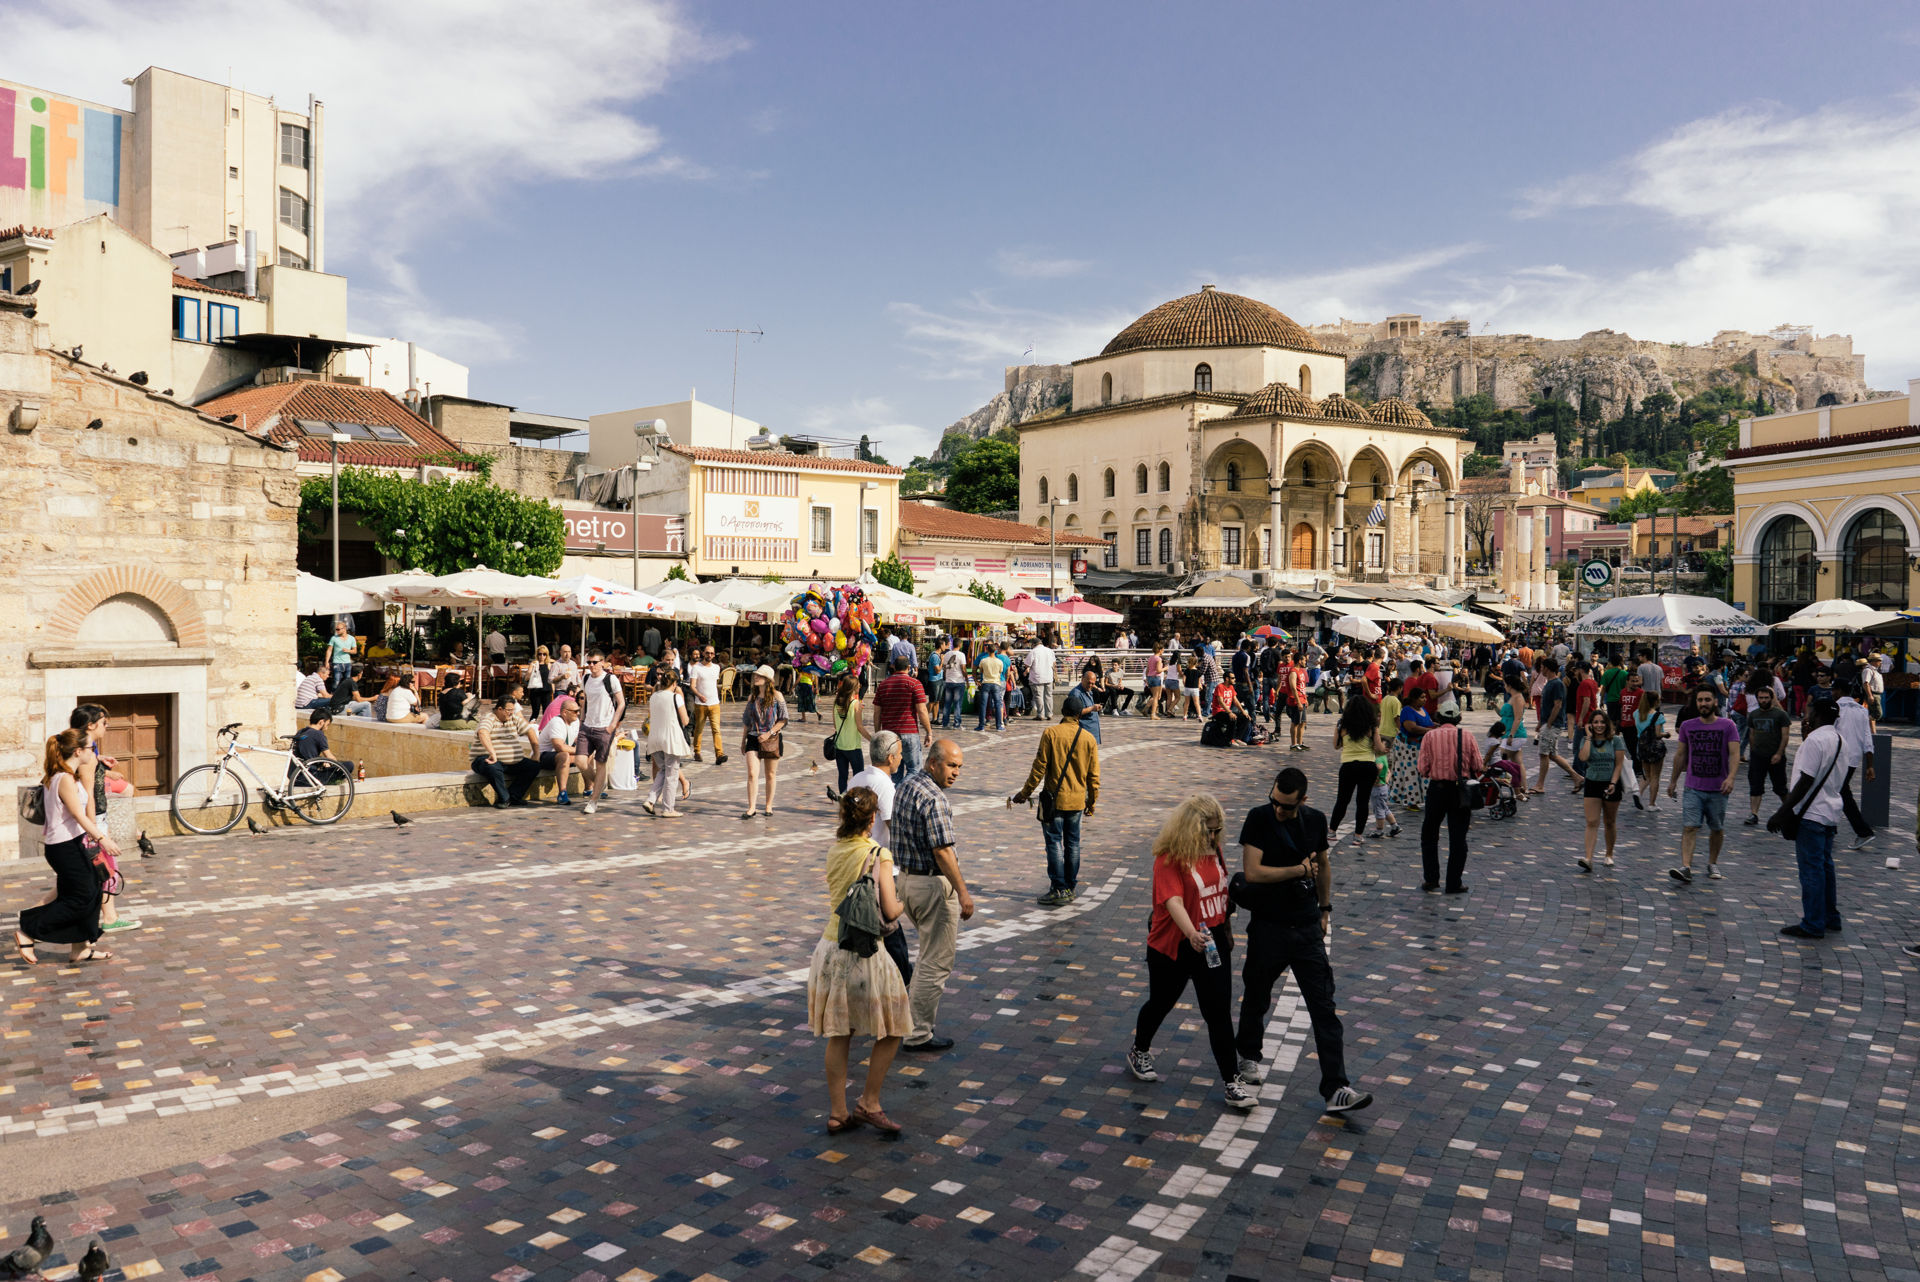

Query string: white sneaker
1325 1086 1373 1114
583 801 598 815
1235 1056 1265 1085
1707 866 1724 880
1223 1080 1257 1110
1126 1048 1158 1082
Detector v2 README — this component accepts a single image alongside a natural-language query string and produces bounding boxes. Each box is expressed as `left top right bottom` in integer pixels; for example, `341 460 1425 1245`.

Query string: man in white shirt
486 628 508 661
576 651 626 815
1835 685 1876 850
1637 650 1666 709
1780 699 1849 940
687 645 727 764
551 645 580 691
1026 640 1056 721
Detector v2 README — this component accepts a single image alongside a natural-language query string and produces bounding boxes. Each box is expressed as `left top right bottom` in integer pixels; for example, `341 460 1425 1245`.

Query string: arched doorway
1757 515 1817 624
1289 522 1316 570
1842 508 1909 609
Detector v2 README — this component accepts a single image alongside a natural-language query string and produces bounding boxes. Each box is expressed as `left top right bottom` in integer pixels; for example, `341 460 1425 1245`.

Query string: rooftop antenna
709 326 764 449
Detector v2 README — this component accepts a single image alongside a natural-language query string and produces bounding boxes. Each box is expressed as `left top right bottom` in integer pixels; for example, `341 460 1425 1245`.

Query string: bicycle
169 722 357 835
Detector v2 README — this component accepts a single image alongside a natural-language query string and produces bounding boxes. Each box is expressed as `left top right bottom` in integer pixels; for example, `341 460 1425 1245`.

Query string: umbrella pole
477 611 484 699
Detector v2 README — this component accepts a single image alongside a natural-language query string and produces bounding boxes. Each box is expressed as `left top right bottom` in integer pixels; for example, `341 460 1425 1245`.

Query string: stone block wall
326 717 476 777
485 443 581 503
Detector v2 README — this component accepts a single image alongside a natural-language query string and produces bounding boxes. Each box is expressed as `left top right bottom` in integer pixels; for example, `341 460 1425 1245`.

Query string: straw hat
754 664 778 682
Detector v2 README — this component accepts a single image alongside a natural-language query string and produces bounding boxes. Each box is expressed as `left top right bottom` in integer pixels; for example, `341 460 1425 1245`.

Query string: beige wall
259 263 347 338
587 398 767 468
1072 346 1347 410
633 454 901 580
431 399 511 449
6 216 174 387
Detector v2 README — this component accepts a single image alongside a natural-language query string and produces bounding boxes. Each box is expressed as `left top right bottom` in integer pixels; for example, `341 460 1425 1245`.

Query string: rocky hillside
933 363 1071 459
1341 327 1883 419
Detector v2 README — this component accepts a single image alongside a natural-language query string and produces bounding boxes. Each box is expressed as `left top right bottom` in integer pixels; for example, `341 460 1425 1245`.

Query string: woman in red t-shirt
1126 794 1254 1110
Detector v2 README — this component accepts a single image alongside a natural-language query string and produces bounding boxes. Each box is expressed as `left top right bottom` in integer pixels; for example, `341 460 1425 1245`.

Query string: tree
1462 452 1504 478
855 434 889 465
298 468 564 576
901 467 931 495
1462 492 1501 565
665 563 691 581
966 578 1006 605
870 551 916 595
945 437 1020 514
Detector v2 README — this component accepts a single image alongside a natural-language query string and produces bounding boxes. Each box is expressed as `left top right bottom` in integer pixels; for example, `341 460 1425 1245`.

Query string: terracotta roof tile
1369 396 1433 428
1101 285 1328 357
1314 392 1371 422
0 225 55 243
172 272 249 299
664 444 903 475
899 503 1106 547
1229 381 1318 420
198 381 471 469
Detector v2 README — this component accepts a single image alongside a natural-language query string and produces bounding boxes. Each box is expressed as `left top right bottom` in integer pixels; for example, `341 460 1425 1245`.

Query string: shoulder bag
1035 724 1085 825
1456 725 1485 810
836 842 888 958
20 784 44 825
1766 737 1841 841
824 703 845 762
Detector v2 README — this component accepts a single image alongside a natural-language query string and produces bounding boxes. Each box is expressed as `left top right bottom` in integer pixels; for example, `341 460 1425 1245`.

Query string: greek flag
1022 342 1035 360
1365 501 1386 526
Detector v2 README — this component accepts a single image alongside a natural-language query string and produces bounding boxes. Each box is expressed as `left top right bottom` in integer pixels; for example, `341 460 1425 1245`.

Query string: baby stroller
1479 766 1520 819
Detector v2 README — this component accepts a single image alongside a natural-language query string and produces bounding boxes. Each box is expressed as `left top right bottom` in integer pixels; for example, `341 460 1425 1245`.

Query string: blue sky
16 1 1920 460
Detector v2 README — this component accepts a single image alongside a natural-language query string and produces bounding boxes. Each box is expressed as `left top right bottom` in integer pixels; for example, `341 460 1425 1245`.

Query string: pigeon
86 418 103 430
14 278 39 296
137 831 156 858
0 1215 50 1278
128 370 148 385
98 363 113 374
390 810 412 827
78 1239 110 1281
68 344 82 361
161 388 173 397
246 816 266 835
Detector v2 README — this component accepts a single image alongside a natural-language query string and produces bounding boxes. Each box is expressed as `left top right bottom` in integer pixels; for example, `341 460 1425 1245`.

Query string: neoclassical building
1018 286 1473 588
1728 383 1920 624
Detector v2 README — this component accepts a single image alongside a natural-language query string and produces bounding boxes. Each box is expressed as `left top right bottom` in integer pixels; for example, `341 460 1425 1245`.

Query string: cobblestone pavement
1 704 1916 1282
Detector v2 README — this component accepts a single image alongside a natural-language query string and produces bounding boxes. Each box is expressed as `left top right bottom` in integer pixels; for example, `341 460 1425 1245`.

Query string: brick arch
48 566 208 647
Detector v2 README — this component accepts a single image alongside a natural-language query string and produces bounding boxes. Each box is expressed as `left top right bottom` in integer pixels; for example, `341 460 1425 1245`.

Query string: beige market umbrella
923 590 1023 625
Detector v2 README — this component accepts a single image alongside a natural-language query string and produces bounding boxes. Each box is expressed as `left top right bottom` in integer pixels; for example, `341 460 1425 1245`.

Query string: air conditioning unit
1313 578 1333 593
420 464 462 484
1250 571 1268 587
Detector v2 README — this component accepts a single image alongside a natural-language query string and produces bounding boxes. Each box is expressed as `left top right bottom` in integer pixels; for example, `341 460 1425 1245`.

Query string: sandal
13 935 36 966
825 1114 865 1136
850 1103 902 1136
71 946 112 963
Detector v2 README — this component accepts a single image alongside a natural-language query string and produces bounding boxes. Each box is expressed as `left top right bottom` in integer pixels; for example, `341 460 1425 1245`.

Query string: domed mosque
1018 284 1471 589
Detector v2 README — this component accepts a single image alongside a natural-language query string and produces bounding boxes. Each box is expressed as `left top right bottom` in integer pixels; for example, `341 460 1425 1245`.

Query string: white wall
347 334 471 399
586 398 766 469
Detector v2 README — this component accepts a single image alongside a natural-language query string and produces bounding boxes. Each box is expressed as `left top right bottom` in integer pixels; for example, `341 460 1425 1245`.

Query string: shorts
1500 737 1527 756
578 724 614 763
1284 704 1304 725
1680 787 1727 832
1535 727 1563 757
1582 777 1619 801
1144 676 1162 689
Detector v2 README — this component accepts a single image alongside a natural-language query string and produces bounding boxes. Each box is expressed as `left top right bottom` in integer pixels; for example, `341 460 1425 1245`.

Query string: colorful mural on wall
0 83 127 227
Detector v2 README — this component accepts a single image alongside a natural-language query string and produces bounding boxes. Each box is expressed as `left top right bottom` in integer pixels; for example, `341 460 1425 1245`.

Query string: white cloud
800 395 933 462
1224 245 1483 326
889 294 1134 382
6 0 737 360
995 249 1094 280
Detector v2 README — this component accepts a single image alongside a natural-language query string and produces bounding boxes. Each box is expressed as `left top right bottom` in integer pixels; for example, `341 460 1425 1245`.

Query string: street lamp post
1654 506 1681 593
330 432 350 579
632 418 667 590
1048 497 1060 602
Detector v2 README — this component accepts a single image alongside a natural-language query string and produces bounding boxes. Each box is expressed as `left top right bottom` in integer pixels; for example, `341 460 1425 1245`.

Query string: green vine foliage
966 578 1007 605
869 551 916 595
665 564 692 581
299 467 564 576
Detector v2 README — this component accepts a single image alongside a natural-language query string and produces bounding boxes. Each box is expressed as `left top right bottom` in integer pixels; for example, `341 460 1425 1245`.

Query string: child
1366 738 1399 838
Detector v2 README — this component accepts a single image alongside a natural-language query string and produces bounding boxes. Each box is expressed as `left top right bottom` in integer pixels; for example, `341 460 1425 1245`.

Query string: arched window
1193 363 1212 393
1157 461 1171 492
1038 477 1049 504
1100 372 1113 405
1135 464 1149 494
1757 516 1817 624
1298 364 1312 396
1843 509 1909 609
1067 473 1079 502
1226 461 1241 492
1158 528 1173 564
1103 468 1115 498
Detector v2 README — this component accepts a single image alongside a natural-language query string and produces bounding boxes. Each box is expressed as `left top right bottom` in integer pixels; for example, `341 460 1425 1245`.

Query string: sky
14 0 1920 462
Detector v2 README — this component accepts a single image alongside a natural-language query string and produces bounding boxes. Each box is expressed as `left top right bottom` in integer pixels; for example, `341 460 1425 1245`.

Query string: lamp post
330 431 350 579
1654 506 1681 593
632 418 667 590
1048 497 1060 602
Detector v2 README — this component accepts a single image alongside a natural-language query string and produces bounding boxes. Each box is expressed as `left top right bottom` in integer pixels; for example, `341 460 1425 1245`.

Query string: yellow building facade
1727 384 1920 623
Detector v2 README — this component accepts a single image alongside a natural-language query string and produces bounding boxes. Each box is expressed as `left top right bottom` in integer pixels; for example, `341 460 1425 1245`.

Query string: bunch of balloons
780 583 879 681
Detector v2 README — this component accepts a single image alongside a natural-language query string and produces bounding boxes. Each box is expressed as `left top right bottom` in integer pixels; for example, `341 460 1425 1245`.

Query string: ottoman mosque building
1018 285 1474 590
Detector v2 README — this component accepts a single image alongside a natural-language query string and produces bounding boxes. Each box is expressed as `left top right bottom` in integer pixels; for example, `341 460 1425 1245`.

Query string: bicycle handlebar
218 722 243 738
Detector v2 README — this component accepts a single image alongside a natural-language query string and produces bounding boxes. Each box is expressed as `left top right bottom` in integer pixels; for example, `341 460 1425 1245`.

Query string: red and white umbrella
1051 595 1123 622
1002 592 1072 622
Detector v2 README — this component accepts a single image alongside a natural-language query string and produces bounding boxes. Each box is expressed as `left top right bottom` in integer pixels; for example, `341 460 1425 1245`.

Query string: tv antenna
709 326 765 448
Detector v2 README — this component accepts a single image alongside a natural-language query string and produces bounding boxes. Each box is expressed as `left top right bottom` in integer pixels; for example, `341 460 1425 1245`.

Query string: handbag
1766 738 1840 841
20 785 43 825
84 835 123 896
1456 726 1484 810
824 705 846 762
1035 724 1086 825
835 842 888 958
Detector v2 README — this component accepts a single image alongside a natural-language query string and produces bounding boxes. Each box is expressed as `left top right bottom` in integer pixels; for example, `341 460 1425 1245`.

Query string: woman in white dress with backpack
14 730 122 964
644 665 693 818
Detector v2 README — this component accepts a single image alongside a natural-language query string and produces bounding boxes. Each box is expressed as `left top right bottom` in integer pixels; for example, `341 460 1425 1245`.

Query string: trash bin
1863 732 1892 829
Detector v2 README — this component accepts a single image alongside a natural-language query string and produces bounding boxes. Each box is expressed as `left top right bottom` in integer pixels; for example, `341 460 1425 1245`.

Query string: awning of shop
1166 594 1263 610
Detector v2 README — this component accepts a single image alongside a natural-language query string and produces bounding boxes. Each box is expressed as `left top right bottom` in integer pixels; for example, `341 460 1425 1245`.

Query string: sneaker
1706 866 1724 880
583 801 598 815
1668 866 1691 884
1036 888 1070 907
1236 1057 1266 1085
1126 1048 1158 1082
1780 924 1824 940
1325 1086 1374 1114
1366 828 1385 840
1742 813 1759 825
1901 943 1920 960
557 790 571 805
101 918 142 932
716 754 729 765
1065 888 1077 902
1851 832 1876 852
1223 1080 1257 1111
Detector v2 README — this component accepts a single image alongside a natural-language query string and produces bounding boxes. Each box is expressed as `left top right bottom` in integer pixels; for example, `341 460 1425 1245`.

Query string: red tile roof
665 444 903 475
172 272 249 299
197 381 472 469
899 503 1107 547
0 225 55 243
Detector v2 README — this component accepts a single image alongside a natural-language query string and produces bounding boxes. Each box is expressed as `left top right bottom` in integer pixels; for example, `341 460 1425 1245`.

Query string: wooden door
80 693 173 796
1289 522 1316 570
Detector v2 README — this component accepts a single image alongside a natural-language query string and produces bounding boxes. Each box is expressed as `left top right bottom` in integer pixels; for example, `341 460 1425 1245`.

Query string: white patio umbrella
922 590 1023 625
1772 598 1904 632
296 571 381 616
1570 592 1765 638
649 576 792 622
1429 611 1505 644
1331 612 1385 643
383 566 555 694
338 569 440 662
853 572 939 625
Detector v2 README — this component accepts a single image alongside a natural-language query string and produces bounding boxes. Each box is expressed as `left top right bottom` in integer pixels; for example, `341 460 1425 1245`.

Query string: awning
1324 600 1421 623
1166 594 1263 610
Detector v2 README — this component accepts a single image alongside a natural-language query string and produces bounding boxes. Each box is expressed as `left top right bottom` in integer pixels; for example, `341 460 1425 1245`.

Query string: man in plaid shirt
891 739 971 1051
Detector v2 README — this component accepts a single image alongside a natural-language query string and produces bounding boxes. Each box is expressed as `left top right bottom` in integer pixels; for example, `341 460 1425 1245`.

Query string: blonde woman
15 730 121 965
741 664 789 819
525 645 554 708
807 786 910 1135
1126 793 1252 1110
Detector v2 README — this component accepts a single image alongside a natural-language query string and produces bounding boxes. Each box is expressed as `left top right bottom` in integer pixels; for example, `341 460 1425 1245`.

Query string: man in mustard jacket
1011 708 1101 906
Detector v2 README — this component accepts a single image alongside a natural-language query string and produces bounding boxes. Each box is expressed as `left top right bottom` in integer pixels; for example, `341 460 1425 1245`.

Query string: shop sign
704 493 799 540
1009 553 1070 581
562 508 684 554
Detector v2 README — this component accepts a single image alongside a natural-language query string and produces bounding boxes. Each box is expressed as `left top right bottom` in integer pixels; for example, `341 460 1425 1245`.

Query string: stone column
1268 423 1284 575
1533 506 1549 610
1407 490 1423 578
1502 499 1522 602
1382 485 1398 578
1330 483 1348 575
1441 491 1457 590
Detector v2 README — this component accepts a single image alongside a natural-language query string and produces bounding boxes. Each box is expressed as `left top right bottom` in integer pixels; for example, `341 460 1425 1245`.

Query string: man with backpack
1010 705 1100 906
576 651 627 815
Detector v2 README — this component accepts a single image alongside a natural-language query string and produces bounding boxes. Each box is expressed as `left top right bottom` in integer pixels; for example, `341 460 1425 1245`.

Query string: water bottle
1200 930 1222 969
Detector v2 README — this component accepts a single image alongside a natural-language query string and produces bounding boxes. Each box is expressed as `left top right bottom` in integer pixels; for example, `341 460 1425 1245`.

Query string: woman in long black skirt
14 729 121 964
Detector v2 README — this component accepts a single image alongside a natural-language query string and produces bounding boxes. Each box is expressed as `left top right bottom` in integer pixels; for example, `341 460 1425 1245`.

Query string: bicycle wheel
170 764 249 835
283 759 355 825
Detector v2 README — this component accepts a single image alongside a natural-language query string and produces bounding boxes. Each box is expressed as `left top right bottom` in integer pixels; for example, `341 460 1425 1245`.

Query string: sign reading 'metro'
561 508 685 555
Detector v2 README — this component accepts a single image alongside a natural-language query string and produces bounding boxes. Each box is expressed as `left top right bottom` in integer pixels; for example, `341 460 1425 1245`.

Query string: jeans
1006 685 1025 714
940 682 966 728
896 734 925 780
928 676 945 720
1134 923 1237 1083
1200 679 1217 717
1235 917 1350 1100
472 755 540 805
1043 809 1083 893
1793 819 1841 936
1420 782 1472 889
330 661 351 693
835 745 865 791
975 683 1003 730
1329 760 1378 838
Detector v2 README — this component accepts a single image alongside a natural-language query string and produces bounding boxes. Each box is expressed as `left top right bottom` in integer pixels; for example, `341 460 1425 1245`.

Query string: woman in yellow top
827 674 872 801
1328 694 1387 841
808 787 911 1136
